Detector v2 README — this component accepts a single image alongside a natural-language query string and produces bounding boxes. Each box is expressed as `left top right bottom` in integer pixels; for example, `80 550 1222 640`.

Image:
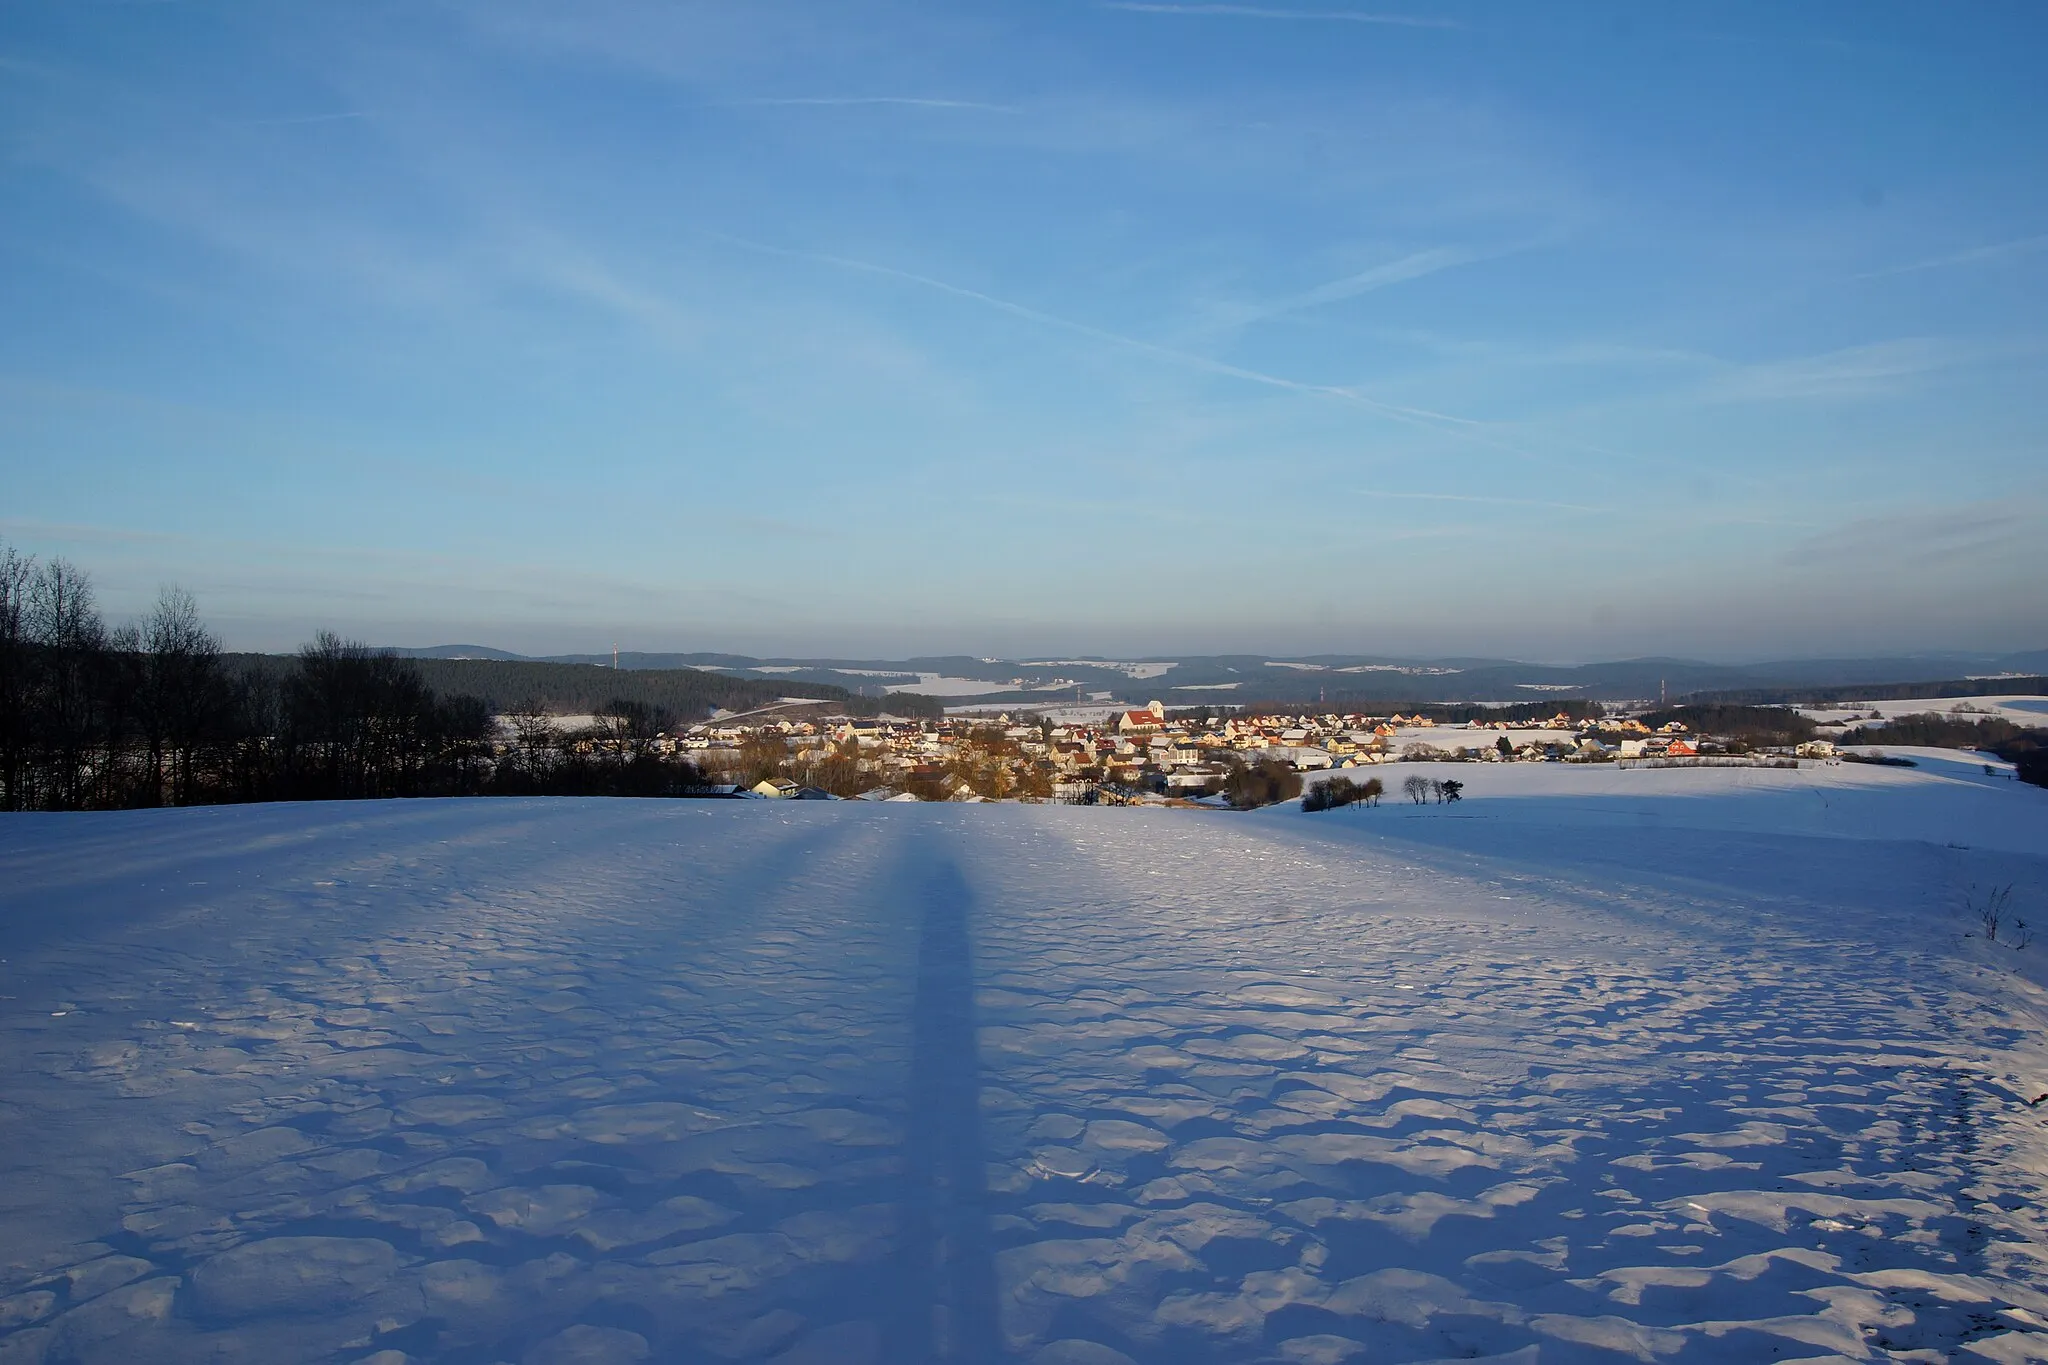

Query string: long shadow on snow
886 838 1003 1364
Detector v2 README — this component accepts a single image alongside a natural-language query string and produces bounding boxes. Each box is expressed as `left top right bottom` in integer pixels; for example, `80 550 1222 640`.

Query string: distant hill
386 644 531 661
374 645 2048 709
227 654 944 721
1990 648 2048 675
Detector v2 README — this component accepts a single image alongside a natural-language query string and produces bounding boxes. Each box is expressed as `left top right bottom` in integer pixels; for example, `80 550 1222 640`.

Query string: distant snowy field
4 764 2048 1364
1803 696 2048 729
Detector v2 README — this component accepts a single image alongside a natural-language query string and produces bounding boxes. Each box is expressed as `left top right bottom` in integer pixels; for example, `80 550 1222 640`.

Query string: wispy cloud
1705 338 1976 403
706 231 1539 454
718 96 1020 113
1854 232 2048 280
1103 3 1462 29
0 516 824 629
223 111 372 127
527 252 703 349
1783 500 2044 568
1359 489 1607 514
1197 245 1500 337
1274 247 1481 307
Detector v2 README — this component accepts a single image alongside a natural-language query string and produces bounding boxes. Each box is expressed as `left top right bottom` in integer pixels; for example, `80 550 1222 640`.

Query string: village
625 699 1837 803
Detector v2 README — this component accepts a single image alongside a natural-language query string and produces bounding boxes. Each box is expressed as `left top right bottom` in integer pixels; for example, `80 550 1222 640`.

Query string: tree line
1837 712 2048 788
1640 704 1816 746
0 543 743 810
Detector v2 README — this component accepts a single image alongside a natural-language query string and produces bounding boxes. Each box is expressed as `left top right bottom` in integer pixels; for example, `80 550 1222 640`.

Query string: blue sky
2 0 2044 661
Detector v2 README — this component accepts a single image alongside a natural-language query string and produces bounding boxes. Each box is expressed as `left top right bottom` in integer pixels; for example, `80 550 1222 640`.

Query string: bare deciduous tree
0 544 33 810
135 586 227 806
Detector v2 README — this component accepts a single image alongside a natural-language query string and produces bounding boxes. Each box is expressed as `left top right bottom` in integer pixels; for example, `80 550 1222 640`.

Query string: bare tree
738 728 790 785
26 557 109 809
504 697 560 787
1402 773 1431 805
284 632 439 798
591 697 675 769
0 543 33 810
134 586 226 806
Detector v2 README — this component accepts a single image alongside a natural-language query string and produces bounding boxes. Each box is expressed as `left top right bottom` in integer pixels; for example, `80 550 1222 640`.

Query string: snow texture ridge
1 788 2046 1363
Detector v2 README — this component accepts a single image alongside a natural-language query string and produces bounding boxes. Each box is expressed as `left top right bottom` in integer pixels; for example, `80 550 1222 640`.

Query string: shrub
1225 756 1302 809
1304 774 1382 812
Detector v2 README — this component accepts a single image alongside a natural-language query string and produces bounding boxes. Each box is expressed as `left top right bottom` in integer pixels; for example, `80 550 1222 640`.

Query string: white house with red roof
1118 700 1168 734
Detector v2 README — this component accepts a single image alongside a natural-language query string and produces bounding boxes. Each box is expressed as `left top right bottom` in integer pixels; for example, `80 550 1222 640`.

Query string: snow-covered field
1803 696 2048 730
3 767 2047 1364
1307 749 2041 856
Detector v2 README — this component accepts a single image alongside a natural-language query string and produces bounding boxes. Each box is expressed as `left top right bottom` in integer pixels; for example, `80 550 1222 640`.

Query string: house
1118 700 1169 735
750 778 800 798
1665 739 1698 757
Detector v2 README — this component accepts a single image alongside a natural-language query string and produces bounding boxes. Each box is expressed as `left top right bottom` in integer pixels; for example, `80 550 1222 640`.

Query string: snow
1803 695 2048 729
1024 662 1179 681
1380 726 1562 752
2 776 2046 1363
1308 748 2043 856
841 672 1081 698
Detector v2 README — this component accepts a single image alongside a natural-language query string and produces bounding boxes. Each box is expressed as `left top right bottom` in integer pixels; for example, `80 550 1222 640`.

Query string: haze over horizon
4 1 2044 659
365 640 2048 676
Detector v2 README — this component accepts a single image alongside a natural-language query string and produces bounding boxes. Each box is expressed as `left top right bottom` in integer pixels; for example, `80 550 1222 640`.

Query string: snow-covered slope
2 783 2046 1364
1309 749 2044 856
